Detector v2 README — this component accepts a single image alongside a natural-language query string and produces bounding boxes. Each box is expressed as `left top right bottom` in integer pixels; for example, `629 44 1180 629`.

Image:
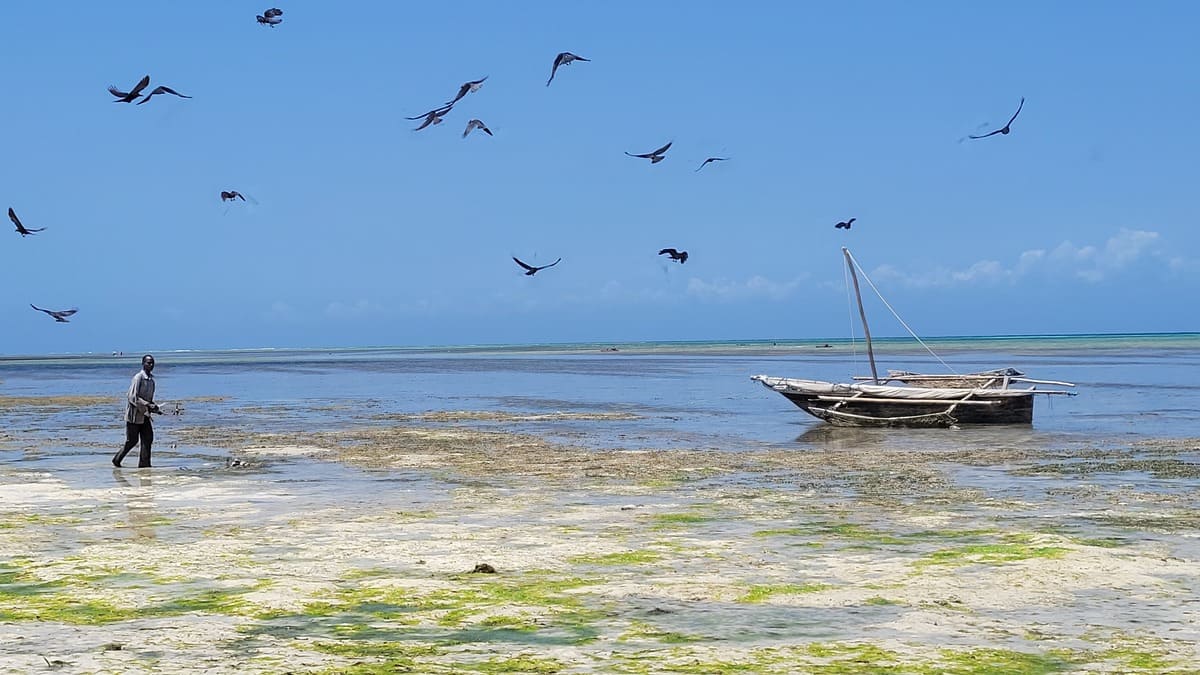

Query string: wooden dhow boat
751 249 1076 428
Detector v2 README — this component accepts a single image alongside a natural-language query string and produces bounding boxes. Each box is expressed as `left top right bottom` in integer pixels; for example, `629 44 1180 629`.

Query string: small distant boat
752 248 1076 428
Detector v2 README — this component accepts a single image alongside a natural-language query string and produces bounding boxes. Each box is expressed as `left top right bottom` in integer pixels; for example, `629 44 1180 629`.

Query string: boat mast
843 247 879 384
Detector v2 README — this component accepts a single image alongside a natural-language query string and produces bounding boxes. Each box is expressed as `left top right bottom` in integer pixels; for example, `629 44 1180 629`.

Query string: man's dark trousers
113 420 153 468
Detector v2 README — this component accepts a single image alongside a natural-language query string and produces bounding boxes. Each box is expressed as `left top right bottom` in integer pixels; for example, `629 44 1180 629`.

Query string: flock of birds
10 7 1028 325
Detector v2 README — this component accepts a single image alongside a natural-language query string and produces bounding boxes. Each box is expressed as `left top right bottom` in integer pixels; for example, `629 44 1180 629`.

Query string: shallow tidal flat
2 401 1200 673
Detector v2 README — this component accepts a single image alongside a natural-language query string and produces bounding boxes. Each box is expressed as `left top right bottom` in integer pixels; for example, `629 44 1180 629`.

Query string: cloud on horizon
687 274 810 302
868 229 1176 288
325 299 387 319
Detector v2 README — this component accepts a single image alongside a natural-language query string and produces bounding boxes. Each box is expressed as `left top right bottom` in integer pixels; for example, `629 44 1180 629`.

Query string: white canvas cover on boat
750 375 1032 399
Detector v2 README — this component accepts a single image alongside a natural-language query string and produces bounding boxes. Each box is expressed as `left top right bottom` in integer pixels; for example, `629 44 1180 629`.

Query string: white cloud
687 274 809 301
265 301 295 321
324 299 386 319
869 229 1173 288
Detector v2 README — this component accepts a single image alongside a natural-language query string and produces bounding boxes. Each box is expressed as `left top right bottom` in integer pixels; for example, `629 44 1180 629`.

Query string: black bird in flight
108 75 151 103
30 304 77 323
138 85 191 105
408 105 453 131
695 157 729 172
9 208 45 236
463 119 493 138
220 191 246 202
834 218 856 230
256 8 283 26
513 257 561 276
547 52 589 86
659 248 688 264
969 97 1025 139
447 76 487 105
626 141 672 164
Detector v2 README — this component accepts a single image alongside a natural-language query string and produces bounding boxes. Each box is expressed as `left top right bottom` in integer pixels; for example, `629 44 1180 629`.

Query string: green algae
1069 535 1130 548
617 620 704 644
803 642 909 673
1099 648 1176 670
862 596 901 606
477 614 541 631
913 534 1068 569
462 655 567 673
740 583 834 603
1092 635 1194 671
288 573 605 643
751 523 997 548
0 513 85 528
148 583 270 617
650 512 714 528
935 647 1080 674
567 549 662 565
606 643 1088 675
0 575 271 624
341 567 400 580
0 595 128 624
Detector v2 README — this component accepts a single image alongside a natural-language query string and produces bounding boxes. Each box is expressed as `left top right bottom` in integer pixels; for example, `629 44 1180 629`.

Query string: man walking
113 354 160 468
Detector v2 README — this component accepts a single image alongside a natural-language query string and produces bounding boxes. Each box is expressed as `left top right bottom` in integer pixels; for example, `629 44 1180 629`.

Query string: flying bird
447 76 487 105
463 119 493 138
695 157 729 172
968 97 1025 139
137 85 191 105
408 105 453 131
513 256 561 276
547 52 589 86
256 8 283 26
834 218 856 230
9 208 45 236
108 75 150 103
30 304 77 323
626 141 672 164
659 248 688 263
220 191 246 202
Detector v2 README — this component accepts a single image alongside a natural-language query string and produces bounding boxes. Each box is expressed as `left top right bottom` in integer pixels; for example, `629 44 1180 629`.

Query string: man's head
142 354 155 374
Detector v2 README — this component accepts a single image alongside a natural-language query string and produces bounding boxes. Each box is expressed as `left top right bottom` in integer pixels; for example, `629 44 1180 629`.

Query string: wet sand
2 403 1200 673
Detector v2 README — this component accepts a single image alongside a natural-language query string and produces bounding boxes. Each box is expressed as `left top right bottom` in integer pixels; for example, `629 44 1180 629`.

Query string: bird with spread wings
626 142 672 164
513 257 561 276
108 75 150 103
969 97 1025 139
447 76 487 105
9 208 45 236
659 248 689 264
547 52 589 86
138 85 192 105
30 305 77 323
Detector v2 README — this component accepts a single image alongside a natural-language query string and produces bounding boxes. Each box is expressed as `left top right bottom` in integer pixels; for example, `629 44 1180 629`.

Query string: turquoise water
4 331 1200 363
3 333 1200 456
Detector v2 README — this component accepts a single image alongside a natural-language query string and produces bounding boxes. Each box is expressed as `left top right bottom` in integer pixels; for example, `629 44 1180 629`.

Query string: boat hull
751 375 1039 428
774 389 1034 427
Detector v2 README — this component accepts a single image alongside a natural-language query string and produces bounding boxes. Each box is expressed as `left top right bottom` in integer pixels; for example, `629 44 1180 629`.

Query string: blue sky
1 2 1197 354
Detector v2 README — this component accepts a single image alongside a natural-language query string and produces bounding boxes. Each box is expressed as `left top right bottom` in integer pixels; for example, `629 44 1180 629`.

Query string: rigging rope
844 250 958 374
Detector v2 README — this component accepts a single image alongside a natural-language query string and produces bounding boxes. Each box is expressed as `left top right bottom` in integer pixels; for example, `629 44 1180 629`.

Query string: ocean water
3 333 1200 455
3 336 1200 672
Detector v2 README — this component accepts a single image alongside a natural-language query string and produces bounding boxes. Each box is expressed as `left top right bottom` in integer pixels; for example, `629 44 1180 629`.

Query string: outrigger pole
843 247 879 384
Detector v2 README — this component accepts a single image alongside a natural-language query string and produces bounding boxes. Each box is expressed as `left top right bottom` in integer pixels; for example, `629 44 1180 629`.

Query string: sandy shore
2 404 1199 673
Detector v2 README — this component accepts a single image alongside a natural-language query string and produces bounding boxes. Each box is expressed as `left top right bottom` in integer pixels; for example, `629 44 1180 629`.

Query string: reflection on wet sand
111 468 157 540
